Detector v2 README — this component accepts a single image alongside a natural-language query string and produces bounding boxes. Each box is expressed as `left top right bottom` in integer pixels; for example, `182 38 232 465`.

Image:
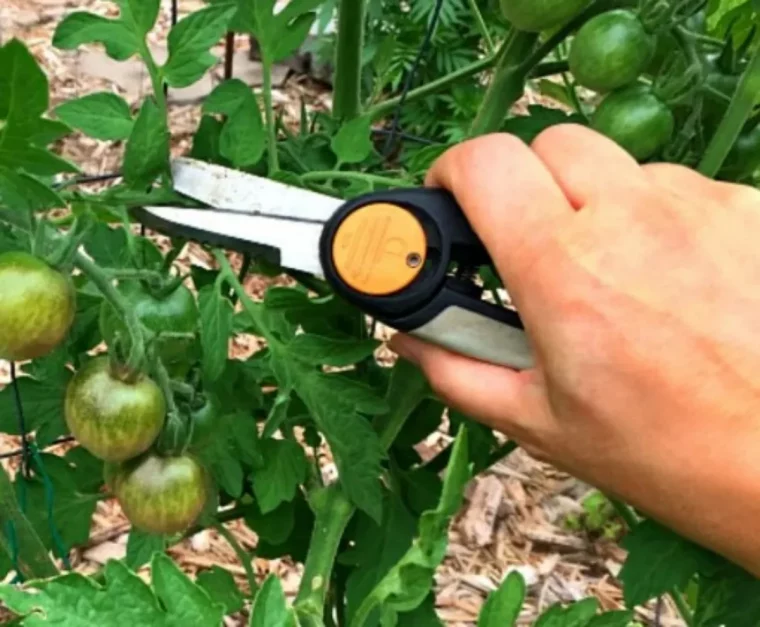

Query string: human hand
390 125 760 575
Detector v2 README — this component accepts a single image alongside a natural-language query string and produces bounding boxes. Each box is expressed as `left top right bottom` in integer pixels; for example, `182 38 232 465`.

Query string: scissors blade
133 205 326 277
171 157 342 223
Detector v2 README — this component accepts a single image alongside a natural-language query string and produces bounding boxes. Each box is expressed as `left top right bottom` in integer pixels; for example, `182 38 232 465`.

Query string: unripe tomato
99 281 199 378
115 453 208 535
591 85 675 161
189 395 221 447
569 10 656 93
499 0 592 32
64 356 166 463
0 252 75 361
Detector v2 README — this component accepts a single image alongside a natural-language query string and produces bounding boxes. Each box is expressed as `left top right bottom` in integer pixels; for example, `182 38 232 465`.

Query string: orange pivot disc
331 203 428 296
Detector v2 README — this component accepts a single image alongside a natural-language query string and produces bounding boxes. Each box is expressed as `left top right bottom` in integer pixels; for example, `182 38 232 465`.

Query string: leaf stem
698 45 760 177
333 0 367 120
214 520 258 597
300 171 414 188
467 0 495 54
137 40 166 114
469 30 540 136
261 53 280 175
104 268 164 282
74 252 146 374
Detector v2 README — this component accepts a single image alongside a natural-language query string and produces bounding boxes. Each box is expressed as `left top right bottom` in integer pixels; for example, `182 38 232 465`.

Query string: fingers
531 124 649 209
425 133 574 294
389 333 548 440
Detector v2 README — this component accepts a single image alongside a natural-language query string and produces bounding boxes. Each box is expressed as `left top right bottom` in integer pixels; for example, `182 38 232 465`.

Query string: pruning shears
133 158 534 370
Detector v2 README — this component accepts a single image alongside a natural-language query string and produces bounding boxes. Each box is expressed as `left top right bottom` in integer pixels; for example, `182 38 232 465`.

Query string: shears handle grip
318 188 535 370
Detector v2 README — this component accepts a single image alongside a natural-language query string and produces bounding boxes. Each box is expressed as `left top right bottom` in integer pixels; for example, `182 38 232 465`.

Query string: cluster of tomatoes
0 250 212 536
500 0 759 176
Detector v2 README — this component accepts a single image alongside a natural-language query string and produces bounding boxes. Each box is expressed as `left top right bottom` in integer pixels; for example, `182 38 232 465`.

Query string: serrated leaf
0 143 79 177
119 0 162 37
695 561 760 627
126 530 167 570
197 434 245 498
52 12 139 61
219 93 266 167
152 552 226 626
478 571 525 627
198 283 234 382
198 566 245 614
288 333 379 367
0 167 64 212
54 92 134 140
190 115 224 163
331 116 374 164
270 13 317 62
251 439 308 514
244 499 297 547
63 447 105 494
0 39 49 140
344 491 417 623
163 4 237 88
82 222 129 268
123 98 169 189
204 79 252 116
250 575 297 627
356 426 472 615
619 519 716 606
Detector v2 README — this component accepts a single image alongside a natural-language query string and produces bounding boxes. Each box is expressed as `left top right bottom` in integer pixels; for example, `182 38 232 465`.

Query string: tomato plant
0 0 759 625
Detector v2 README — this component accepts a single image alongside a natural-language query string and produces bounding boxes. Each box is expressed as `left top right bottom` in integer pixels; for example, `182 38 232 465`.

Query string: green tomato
499 0 592 32
64 356 166 463
0 252 75 362
115 453 208 535
569 10 656 93
591 85 675 161
189 395 221 447
99 281 199 378
719 125 760 182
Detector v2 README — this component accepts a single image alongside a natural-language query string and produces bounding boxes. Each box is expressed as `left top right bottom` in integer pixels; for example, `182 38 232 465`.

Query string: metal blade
171 157 342 222
135 205 326 277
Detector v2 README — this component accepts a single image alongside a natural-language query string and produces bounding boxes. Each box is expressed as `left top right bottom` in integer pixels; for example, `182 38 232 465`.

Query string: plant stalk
469 30 539 136
261 52 280 175
467 0 495 54
300 171 414 188
332 0 367 120
215 521 258 597
698 45 760 177
294 486 355 615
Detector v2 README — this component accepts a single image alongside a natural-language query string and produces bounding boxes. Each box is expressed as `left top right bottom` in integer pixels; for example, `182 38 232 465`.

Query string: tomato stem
300 171 415 188
261 52 280 175
467 0 495 55
698 44 760 177
214 520 258 597
469 29 539 136
333 0 367 121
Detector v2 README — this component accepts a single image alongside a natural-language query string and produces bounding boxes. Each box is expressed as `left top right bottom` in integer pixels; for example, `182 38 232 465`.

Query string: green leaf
197 432 245 498
52 12 139 61
251 439 308 514
250 575 297 627
355 425 472 617
0 167 64 211
502 106 586 143
270 13 317 62
0 39 49 139
619 519 717 606
119 0 162 37
0 144 79 177
695 561 760 627
535 599 599 627
331 116 374 164
82 222 129 268
0 555 225 626
318 373 389 416
123 98 170 189
54 92 134 140
152 552 226 626
586 611 635 627
198 283 234 382
197 566 245 614
126 530 167 570
288 333 379 367
343 491 418 623
0 375 70 445
204 79 252 116
219 93 266 167
244 499 296 547
63 447 105 494
163 4 237 88
17 475 100 553
28 119 72 147
190 115 224 163
478 571 525 627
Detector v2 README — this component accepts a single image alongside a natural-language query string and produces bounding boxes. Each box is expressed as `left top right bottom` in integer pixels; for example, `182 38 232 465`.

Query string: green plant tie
4 521 22 584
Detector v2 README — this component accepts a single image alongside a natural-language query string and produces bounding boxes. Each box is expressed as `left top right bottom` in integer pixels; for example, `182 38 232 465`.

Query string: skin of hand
390 124 760 576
